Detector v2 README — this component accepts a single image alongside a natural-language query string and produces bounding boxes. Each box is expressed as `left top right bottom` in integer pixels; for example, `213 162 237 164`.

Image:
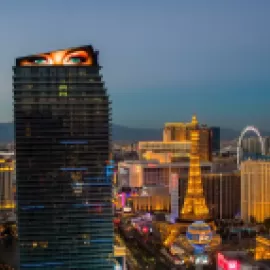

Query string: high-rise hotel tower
13 46 114 269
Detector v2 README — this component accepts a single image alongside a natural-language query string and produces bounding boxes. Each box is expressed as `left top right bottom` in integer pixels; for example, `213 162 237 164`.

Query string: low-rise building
117 160 240 219
117 160 212 188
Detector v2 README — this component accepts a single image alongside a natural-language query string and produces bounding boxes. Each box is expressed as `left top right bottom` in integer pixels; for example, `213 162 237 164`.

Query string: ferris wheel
237 125 265 169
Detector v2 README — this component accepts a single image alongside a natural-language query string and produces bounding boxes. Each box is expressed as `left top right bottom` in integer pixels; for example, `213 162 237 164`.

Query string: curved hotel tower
13 46 113 269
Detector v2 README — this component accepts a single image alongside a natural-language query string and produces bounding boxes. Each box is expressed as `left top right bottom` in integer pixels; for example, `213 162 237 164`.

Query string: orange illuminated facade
115 186 170 212
163 116 212 162
114 235 127 269
139 115 212 163
139 142 191 162
0 158 15 210
130 195 170 212
255 236 270 260
241 160 270 223
179 172 241 220
163 115 199 142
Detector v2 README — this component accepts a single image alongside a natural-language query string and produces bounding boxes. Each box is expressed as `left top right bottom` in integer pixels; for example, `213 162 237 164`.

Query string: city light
0 6 269 268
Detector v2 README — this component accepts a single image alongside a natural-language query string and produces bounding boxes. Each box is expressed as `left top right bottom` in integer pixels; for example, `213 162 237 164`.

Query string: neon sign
217 253 240 270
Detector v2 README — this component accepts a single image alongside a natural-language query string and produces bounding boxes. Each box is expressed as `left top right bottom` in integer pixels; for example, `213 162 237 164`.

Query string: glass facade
210 127 220 153
13 46 114 269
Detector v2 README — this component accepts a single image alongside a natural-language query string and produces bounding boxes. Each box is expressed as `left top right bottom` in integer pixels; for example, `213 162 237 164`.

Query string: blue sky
0 1 270 130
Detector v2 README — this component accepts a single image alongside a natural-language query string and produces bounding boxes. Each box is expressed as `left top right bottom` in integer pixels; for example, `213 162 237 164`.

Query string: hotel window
68 67 77 77
78 67 87 76
58 68 66 77
49 68 57 77
20 68 31 77
25 123 31 137
59 85 68 96
22 104 31 111
38 68 49 77
22 84 33 90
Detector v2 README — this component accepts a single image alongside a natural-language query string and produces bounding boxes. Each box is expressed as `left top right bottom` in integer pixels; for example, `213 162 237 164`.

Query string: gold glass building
255 235 270 261
0 156 15 210
138 115 212 163
138 142 191 162
241 160 270 223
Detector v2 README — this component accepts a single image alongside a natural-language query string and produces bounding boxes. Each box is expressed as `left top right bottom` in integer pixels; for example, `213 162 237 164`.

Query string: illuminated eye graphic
66 56 87 65
70 56 86 64
34 58 48 64
25 56 51 65
63 51 90 65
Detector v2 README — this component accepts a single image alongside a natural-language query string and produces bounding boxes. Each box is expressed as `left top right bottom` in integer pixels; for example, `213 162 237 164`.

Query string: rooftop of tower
164 115 201 128
15 45 99 66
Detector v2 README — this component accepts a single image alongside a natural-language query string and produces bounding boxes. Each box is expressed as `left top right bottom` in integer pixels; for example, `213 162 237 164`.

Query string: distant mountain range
112 125 252 142
0 122 268 143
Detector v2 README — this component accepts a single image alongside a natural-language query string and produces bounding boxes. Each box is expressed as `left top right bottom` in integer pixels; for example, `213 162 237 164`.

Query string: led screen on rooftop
16 45 97 66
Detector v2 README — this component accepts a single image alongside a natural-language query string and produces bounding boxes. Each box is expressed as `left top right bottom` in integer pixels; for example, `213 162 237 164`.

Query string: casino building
13 46 114 269
0 153 15 211
139 116 213 163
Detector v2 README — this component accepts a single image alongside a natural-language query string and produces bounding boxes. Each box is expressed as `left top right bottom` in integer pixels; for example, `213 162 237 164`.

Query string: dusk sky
0 1 270 130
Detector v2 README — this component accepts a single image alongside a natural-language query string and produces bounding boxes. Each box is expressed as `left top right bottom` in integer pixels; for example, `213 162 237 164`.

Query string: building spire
180 127 210 220
191 114 198 125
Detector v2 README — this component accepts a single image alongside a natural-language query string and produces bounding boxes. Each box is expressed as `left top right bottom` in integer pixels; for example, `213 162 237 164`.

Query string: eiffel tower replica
154 116 220 248
180 115 210 220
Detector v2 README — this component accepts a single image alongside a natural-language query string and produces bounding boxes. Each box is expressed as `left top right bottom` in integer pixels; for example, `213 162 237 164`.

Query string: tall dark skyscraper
13 45 114 269
210 127 220 154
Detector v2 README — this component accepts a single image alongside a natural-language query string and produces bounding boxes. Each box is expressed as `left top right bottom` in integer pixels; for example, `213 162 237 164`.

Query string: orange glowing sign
16 45 97 66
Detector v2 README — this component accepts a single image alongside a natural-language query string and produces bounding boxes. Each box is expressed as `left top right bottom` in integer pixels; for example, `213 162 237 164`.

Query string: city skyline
1 1 270 129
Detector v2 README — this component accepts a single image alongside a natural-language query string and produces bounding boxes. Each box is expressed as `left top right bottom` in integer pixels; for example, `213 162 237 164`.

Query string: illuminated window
25 123 31 137
59 85 68 96
59 84 67 89
40 242 48 248
23 84 33 89
59 92 68 97
93 98 102 102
